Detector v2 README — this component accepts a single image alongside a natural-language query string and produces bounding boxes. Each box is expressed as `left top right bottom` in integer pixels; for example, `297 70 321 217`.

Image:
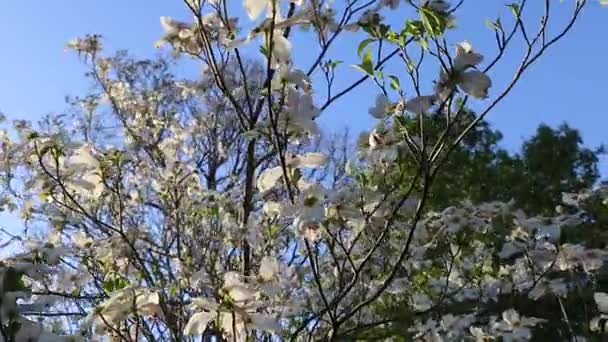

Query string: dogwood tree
1 0 607 341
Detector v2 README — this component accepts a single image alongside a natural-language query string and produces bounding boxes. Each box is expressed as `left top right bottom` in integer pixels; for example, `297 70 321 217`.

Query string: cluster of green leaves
354 3 452 79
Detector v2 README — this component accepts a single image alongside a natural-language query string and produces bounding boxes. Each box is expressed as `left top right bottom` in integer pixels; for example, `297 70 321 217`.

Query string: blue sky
0 0 606 177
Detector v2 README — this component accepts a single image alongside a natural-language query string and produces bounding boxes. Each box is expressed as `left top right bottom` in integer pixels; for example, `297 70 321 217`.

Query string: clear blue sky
0 1 606 177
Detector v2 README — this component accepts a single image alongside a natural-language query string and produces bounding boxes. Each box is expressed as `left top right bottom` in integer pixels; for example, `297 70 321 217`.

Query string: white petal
136 291 163 317
224 272 256 302
257 166 283 192
405 95 436 115
223 271 243 288
594 292 608 313
527 284 546 300
259 256 280 281
191 297 219 311
502 309 520 325
244 0 268 20
263 201 282 216
69 144 99 169
228 285 256 303
272 34 292 65
225 35 253 49
458 70 491 99
184 312 214 335
295 152 328 168
160 16 180 36
453 41 483 71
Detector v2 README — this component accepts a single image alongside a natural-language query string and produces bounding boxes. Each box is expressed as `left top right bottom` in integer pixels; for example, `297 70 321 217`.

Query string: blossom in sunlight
231 0 309 64
257 152 327 193
155 16 202 53
264 31 293 67
184 271 280 340
81 287 163 335
22 239 71 265
282 87 321 134
436 41 492 100
65 34 103 55
64 144 104 199
296 180 326 223
257 166 284 193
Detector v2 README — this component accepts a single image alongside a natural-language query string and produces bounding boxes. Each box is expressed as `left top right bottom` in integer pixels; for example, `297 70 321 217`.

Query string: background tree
356 110 607 340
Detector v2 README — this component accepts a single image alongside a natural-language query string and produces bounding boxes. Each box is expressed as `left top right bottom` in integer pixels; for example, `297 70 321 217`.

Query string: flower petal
405 95 436 115
244 0 268 20
458 70 491 99
295 152 328 168
259 256 280 281
184 312 214 335
594 292 608 313
453 41 483 71
257 166 283 192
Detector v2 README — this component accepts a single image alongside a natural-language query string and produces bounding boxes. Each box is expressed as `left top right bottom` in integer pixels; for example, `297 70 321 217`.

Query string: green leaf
103 274 129 292
2 267 26 292
259 44 270 58
357 38 376 57
506 3 521 17
362 48 373 69
420 7 448 37
385 30 404 46
328 60 343 70
485 18 502 31
389 75 401 91
418 37 429 50
291 168 302 184
352 48 375 76
103 277 115 292
404 19 425 37
405 56 416 72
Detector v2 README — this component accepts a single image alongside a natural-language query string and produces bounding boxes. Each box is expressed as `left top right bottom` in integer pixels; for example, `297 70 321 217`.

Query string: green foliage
360 112 606 340
103 273 130 292
353 48 375 76
419 7 449 37
403 114 604 216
